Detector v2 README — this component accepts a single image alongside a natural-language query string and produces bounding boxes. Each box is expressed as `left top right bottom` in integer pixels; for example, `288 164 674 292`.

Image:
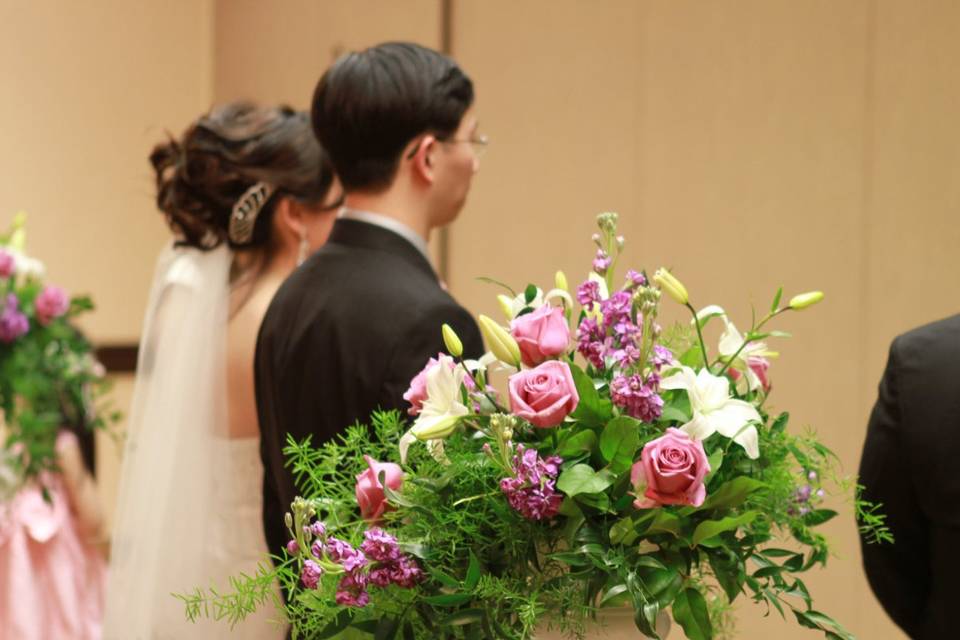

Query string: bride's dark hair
150 102 338 250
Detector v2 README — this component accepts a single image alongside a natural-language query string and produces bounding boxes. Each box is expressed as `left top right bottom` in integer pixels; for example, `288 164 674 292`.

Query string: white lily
501 287 572 321
718 318 777 393
399 355 469 463
659 365 761 458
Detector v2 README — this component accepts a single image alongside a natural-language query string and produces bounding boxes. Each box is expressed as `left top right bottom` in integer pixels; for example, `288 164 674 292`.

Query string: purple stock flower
300 560 323 589
388 556 424 588
576 280 601 306
795 485 813 503
500 445 564 521
335 572 370 607
650 345 673 369
286 539 300 555
600 291 632 327
360 528 401 563
325 537 368 573
576 317 607 369
611 373 664 422
625 269 646 288
0 295 28 343
612 344 642 368
310 521 327 538
0 250 14 278
311 540 324 558
592 250 612 275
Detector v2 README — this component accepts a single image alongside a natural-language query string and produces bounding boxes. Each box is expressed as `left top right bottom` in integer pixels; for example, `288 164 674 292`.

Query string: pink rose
632 428 710 508
508 360 579 428
34 285 69 325
510 304 570 367
355 455 403 522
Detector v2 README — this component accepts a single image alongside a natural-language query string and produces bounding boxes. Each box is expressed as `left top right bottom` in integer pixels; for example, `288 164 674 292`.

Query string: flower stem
686 302 710 369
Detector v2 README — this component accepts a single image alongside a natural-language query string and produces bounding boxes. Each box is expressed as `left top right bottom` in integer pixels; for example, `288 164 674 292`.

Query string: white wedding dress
103 244 283 639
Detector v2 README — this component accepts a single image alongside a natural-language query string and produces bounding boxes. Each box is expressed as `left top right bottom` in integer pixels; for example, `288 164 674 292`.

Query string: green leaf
599 416 641 473
703 448 724 484
423 593 473 607
441 608 485 626
374 616 399 640
568 363 613 428
429 568 461 589
770 412 789 434
464 550 481 590
659 405 691 424
701 477 766 510
707 548 744 602
692 511 759 546
644 510 682 536
771 286 783 313
672 587 713 640
524 284 538 304
804 509 838 527
609 516 637 545
557 464 614 497
380 473 416 508
599 584 629 606
315 610 352 639
557 429 598 458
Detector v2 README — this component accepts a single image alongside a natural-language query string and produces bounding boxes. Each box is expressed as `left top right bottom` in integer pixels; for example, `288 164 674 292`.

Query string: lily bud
497 294 515 321
411 414 461 441
788 291 824 310
653 268 689 306
441 323 463 357
284 512 294 529
478 314 522 367
554 270 569 292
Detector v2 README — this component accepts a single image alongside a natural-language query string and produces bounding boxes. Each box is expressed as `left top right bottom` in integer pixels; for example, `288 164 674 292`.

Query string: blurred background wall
5 1 960 638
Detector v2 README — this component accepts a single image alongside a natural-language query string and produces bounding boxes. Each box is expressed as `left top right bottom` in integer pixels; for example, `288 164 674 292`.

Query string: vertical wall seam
437 0 454 284
858 0 878 448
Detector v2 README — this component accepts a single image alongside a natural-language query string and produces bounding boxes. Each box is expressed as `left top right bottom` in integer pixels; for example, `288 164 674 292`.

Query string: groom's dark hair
311 41 474 192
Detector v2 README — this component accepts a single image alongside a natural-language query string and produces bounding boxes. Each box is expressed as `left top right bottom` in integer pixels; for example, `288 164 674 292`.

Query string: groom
255 42 486 561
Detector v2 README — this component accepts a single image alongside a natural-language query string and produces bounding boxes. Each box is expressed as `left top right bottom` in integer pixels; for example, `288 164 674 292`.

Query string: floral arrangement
184 213 890 639
0 213 113 489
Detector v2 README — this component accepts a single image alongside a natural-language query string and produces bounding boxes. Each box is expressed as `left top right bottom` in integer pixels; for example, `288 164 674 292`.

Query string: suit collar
327 218 437 280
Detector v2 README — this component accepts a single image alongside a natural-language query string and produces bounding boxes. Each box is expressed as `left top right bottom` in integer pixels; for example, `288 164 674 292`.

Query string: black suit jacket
255 219 484 562
859 314 960 639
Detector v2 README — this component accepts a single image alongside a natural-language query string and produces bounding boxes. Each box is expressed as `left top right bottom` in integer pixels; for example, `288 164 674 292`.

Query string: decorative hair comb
228 182 276 245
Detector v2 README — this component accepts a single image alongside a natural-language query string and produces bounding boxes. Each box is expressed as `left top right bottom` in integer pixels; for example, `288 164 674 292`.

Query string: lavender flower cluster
0 294 28 343
500 445 563 521
575 268 672 423
292 523 422 607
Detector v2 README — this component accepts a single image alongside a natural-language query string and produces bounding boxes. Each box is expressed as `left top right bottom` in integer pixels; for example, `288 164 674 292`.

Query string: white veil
103 242 233 639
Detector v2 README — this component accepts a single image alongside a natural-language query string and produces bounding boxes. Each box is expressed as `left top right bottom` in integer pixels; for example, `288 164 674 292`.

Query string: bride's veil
103 242 232 637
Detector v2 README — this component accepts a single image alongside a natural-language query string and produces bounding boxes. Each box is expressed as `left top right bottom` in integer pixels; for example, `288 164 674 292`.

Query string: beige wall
9 1 960 637
451 2 957 638
1 1 215 528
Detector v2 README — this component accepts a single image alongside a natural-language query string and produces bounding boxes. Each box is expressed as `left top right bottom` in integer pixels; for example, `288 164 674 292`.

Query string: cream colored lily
660 365 761 458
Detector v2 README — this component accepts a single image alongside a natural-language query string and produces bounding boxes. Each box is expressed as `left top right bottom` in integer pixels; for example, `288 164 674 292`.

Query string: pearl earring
297 230 309 266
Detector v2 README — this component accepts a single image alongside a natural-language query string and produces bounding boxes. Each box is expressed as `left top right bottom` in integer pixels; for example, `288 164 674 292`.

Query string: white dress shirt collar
338 207 431 263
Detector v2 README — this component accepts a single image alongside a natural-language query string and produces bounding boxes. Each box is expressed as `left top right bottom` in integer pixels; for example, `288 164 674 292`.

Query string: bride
103 102 341 639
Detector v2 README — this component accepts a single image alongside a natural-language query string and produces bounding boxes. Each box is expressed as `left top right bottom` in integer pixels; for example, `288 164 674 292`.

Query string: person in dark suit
859 313 960 639
255 42 486 563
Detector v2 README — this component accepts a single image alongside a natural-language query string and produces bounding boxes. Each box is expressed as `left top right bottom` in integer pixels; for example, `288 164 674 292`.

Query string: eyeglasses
442 133 490 158
404 133 490 160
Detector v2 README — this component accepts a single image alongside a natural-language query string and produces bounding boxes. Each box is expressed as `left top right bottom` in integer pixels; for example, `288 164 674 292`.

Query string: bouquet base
536 607 671 639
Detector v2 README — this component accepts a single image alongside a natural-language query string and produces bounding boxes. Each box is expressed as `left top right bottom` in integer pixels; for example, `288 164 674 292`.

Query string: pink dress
0 433 107 639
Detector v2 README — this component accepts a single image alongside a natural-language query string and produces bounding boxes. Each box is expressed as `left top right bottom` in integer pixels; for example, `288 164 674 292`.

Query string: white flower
659 365 761 458
501 287 572 321
718 318 776 392
8 248 45 281
399 354 469 463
